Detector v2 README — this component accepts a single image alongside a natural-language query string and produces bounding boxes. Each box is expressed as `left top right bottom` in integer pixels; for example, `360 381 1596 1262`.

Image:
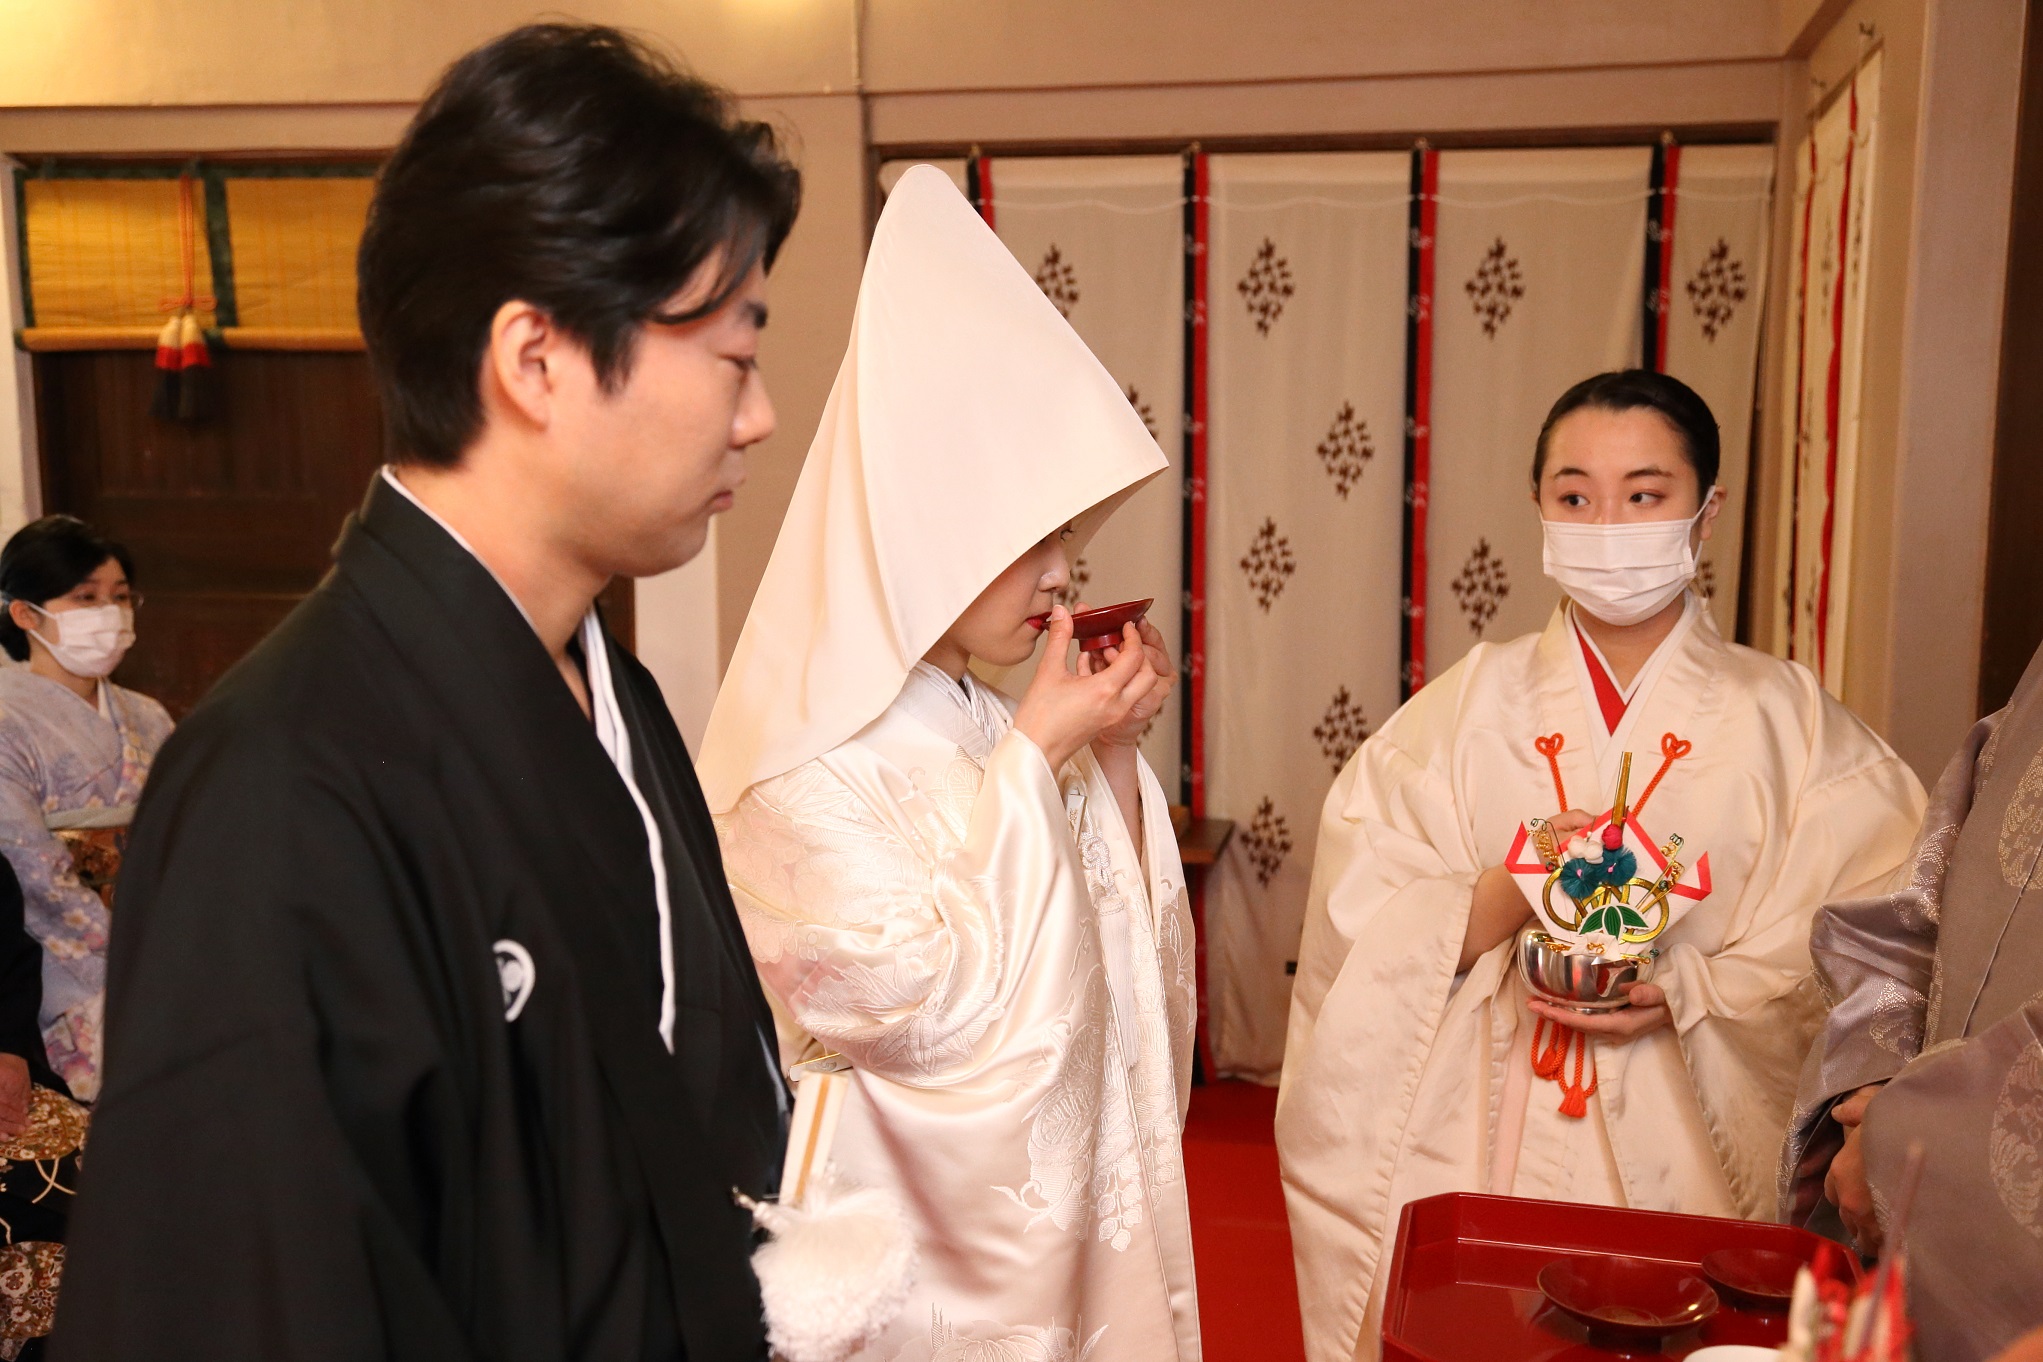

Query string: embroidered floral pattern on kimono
0 669 172 1100
718 666 1201 1362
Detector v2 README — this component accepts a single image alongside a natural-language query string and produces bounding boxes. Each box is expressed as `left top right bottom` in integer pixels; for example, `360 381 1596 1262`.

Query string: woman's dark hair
357 23 803 467
1531 369 1721 494
0 516 135 663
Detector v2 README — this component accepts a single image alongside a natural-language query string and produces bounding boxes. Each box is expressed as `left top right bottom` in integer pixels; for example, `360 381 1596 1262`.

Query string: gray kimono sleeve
1778 712 1994 1223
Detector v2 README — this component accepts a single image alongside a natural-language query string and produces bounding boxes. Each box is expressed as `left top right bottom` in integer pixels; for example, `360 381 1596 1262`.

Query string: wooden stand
1172 807 1235 1083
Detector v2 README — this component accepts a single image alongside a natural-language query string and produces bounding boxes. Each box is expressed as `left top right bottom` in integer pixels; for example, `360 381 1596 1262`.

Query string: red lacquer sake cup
1028 598 1155 652
1700 1248 1803 1312
1537 1254 1720 1347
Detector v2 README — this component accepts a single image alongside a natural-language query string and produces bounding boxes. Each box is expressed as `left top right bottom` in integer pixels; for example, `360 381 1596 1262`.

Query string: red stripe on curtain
1816 79 1858 675
1787 135 1819 656
1187 151 1211 818
967 155 996 229
1401 146 1439 698
1655 143 1681 371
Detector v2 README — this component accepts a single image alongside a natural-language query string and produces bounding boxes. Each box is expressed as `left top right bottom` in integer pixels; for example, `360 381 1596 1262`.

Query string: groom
56 25 798 1362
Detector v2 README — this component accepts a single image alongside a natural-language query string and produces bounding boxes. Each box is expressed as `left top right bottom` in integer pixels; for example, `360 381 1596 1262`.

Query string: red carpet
1185 1080 1305 1362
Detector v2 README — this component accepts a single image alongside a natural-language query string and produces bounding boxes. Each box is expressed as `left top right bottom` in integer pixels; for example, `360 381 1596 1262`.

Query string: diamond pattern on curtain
1203 152 1411 1081
1425 148 1652 677
863 145 1773 1084
1661 143 1774 637
965 156 1189 789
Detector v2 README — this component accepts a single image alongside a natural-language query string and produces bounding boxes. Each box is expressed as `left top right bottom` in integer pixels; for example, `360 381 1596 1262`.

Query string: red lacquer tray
1382 1193 1858 1362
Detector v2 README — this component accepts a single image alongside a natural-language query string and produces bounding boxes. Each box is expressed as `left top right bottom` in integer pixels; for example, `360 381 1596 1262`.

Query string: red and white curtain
1661 143 1775 636
1424 149 1651 674
868 145 1774 1083
1774 54 1882 693
1201 153 1412 1081
981 156 1188 788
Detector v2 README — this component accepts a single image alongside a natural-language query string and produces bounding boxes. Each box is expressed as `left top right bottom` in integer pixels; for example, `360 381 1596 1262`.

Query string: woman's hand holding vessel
1014 607 1162 773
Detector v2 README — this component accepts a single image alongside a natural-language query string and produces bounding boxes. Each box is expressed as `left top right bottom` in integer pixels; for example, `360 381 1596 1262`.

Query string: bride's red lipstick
1025 613 1051 631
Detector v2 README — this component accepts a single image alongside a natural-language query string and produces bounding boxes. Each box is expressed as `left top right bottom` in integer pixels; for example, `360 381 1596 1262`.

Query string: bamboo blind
15 166 375 352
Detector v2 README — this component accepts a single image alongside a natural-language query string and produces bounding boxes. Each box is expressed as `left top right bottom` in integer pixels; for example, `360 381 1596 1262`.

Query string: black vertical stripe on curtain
1399 145 1437 702
1643 139 1670 373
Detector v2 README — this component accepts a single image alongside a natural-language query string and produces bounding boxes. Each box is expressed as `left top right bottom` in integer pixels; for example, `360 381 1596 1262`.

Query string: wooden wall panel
33 349 634 716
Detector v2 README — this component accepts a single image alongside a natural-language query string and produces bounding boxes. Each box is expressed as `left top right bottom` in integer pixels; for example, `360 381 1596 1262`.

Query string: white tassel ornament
747 1167 917 1362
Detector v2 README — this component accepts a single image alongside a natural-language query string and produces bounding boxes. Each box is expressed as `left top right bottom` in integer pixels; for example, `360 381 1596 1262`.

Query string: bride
699 166 1202 1362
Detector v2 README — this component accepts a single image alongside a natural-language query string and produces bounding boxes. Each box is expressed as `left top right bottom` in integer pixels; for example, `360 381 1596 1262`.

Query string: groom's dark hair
1531 369 1722 493
358 23 801 468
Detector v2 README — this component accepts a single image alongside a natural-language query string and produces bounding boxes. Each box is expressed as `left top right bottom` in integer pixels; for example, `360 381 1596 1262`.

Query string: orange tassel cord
1529 1016 1599 1117
1628 732 1692 822
1534 733 1568 812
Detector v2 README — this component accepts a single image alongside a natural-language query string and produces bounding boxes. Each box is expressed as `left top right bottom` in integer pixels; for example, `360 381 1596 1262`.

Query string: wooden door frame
1981 6 2043 714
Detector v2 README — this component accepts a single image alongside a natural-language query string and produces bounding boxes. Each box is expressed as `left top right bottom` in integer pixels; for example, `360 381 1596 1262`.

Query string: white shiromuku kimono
719 664 1199 1361
1276 597 1925 1362
698 166 1202 1362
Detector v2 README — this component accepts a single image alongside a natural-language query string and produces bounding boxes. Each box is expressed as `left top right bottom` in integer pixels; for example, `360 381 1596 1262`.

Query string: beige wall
0 0 856 104
719 92 865 665
862 0 1780 89
1 0 2027 774
1741 0 2025 776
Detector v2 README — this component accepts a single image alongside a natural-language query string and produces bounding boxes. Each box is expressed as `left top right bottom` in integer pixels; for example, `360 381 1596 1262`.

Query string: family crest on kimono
702 165 1203 1362
56 27 807 1361
1276 370 1927 1362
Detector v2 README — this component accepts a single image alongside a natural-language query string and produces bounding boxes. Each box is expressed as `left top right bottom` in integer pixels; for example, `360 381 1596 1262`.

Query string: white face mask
1541 487 1716 627
25 601 136 679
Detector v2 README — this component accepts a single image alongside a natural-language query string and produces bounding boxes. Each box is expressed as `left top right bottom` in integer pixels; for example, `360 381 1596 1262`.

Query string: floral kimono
0 666 172 1099
720 664 1199 1360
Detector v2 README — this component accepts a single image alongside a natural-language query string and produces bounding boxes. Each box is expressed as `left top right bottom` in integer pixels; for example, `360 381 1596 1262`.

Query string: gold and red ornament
1781 1146 1921 1362
1504 732 1711 1116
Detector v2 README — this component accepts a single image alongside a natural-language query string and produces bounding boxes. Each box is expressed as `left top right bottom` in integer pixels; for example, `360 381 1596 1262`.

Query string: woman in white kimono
1275 371 1926 1362
700 166 1201 1362
0 516 170 1101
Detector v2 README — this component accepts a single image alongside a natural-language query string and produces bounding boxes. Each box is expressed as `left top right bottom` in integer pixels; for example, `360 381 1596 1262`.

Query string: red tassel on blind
153 171 218 424
175 311 215 422
150 314 184 421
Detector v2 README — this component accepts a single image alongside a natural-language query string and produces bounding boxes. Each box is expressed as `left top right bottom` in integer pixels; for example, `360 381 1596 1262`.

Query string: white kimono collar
893 661 1012 764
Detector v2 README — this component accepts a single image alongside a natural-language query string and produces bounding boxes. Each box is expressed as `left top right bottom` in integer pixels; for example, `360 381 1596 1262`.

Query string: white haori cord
739 1055 917 1362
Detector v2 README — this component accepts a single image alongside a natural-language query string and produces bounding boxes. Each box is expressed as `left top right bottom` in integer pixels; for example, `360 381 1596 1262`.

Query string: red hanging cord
1629 732 1693 822
1534 734 1568 812
1558 1029 1598 1117
159 173 216 317
1530 1015 1598 1117
1530 1016 1567 1078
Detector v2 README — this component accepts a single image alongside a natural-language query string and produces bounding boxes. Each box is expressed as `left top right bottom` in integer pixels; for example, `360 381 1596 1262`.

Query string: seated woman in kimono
0 516 170 1101
700 167 1202 1362
1275 370 1928 1362
0 853 86 1360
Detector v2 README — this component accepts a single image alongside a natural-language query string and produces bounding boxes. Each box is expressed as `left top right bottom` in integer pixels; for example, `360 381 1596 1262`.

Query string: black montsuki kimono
53 477 787 1362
